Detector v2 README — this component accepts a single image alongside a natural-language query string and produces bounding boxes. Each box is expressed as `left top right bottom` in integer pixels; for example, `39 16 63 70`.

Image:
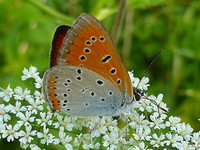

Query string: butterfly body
43 13 134 117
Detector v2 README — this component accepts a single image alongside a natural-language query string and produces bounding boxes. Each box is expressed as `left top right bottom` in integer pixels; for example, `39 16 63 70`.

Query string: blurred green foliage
0 0 199 147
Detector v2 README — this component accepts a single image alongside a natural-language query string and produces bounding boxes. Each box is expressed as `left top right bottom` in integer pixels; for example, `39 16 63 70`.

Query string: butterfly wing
50 25 71 67
43 65 125 116
53 13 133 103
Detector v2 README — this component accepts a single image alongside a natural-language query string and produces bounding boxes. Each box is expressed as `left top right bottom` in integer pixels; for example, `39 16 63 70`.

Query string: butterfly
42 13 138 117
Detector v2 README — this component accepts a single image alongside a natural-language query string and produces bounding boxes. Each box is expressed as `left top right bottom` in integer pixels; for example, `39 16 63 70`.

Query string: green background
0 0 200 148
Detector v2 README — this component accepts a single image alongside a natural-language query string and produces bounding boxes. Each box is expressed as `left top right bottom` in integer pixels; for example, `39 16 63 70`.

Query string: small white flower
137 100 153 112
0 104 11 122
83 142 100 150
90 117 108 138
103 131 119 149
165 133 183 147
73 133 84 147
1 124 21 142
104 117 118 127
128 71 136 85
176 123 193 141
19 125 37 144
133 142 150 150
165 116 181 130
14 86 32 100
16 111 35 126
57 127 73 149
34 76 42 88
133 126 151 141
26 97 44 114
175 141 195 150
37 126 54 145
34 90 42 98
53 115 74 131
84 116 101 128
129 114 149 129
21 66 39 80
149 112 166 129
150 94 168 113
133 77 150 91
29 144 42 150
91 126 107 138
36 112 53 126
150 133 165 147
74 133 100 150
82 135 100 150
0 123 6 132
191 131 200 148
20 143 29 149
6 101 27 115
0 85 14 102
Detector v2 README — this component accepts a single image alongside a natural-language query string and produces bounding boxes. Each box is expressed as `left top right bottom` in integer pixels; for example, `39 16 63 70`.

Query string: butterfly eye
133 89 143 101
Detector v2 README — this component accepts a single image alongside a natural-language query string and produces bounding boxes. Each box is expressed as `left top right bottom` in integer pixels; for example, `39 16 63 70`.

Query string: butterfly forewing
43 65 125 116
56 13 133 102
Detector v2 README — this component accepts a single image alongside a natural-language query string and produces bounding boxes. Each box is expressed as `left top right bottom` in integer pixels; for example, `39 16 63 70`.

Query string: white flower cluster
0 67 199 150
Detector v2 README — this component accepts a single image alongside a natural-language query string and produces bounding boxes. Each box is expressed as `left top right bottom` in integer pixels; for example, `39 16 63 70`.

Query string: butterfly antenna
134 49 168 113
136 49 163 88
142 95 168 113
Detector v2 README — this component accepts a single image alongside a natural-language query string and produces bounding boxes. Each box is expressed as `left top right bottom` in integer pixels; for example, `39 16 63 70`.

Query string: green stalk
27 0 74 24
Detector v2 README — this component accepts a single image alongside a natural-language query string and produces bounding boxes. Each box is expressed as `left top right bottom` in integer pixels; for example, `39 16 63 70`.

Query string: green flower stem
27 0 74 25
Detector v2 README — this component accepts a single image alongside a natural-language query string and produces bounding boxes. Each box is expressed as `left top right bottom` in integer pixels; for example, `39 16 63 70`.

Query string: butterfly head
133 88 144 102
132 85 168 113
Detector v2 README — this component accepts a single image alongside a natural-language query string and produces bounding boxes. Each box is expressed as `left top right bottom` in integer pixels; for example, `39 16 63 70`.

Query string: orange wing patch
47 74 61 111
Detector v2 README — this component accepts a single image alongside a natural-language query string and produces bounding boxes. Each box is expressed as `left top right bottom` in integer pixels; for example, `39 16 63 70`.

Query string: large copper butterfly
43 13 134 116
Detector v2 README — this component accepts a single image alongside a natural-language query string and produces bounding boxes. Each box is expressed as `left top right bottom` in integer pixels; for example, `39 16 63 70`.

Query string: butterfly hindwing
43 65 125 116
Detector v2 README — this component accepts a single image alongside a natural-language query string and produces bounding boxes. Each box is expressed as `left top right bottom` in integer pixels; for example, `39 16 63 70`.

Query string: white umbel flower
21 66 39 80
1 124 21 142
0 84 14 102
19 125 37 144
37 126 55 145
